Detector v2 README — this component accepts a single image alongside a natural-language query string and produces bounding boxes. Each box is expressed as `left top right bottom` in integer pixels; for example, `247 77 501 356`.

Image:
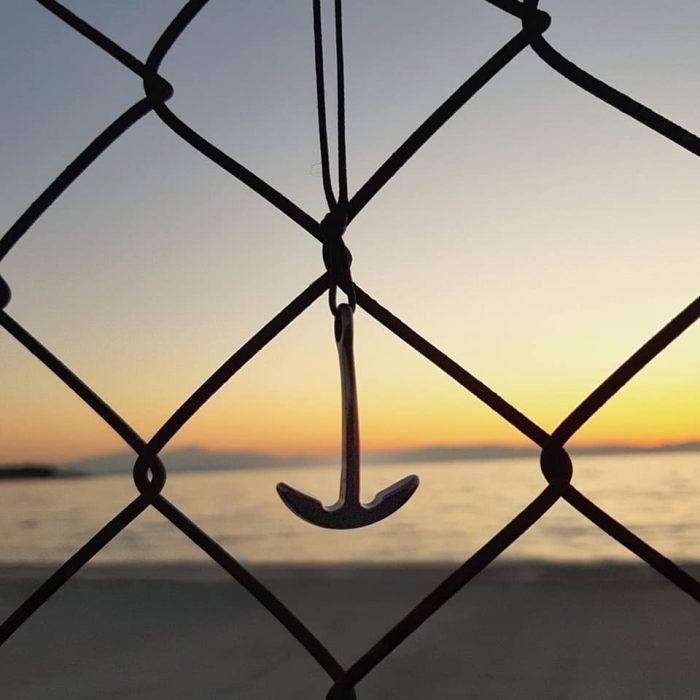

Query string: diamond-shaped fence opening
0 1 698 698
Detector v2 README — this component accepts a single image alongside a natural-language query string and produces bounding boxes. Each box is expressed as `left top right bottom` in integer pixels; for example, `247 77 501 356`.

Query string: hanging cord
334 0 348 208
313 0 336 210
313 0 349 209
314 0 352 313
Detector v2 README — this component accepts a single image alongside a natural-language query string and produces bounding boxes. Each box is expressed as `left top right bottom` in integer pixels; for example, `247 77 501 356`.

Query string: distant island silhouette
0 463 83 480
3 441 697 479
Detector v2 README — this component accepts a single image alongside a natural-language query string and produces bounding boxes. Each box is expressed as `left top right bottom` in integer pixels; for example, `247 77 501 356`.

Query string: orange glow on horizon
2 386 696 465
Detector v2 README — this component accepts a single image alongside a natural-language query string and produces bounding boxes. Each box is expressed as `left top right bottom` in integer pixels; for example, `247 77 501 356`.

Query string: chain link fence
1 1 699 697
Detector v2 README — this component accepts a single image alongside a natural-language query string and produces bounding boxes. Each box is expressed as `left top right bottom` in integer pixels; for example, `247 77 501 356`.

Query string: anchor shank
336 304 361 506
276 301 418 529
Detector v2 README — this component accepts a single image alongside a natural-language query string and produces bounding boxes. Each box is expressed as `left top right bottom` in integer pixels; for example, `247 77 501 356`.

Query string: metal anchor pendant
277 304 419 529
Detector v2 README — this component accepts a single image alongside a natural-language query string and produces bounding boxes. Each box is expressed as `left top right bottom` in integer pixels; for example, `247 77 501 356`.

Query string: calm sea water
1 452 699 565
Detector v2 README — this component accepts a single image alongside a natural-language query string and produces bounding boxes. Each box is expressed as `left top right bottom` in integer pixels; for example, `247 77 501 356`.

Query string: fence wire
1 1 699 697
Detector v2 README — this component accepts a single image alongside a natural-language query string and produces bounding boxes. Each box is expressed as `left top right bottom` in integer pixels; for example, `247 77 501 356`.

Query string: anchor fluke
276 474 419 530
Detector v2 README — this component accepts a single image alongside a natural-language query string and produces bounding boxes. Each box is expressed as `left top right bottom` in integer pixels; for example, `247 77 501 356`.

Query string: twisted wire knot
321 209 355 313
540 442 573 492
521 0 552 37
326 681 357 700
133 451 167 497
142 67 175 106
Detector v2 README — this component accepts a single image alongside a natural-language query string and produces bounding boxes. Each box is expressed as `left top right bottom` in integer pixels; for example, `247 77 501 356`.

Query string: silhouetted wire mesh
1 0 698 697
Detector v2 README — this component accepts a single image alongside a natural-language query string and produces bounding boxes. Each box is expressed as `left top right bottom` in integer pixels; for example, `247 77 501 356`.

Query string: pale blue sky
1 1 698 461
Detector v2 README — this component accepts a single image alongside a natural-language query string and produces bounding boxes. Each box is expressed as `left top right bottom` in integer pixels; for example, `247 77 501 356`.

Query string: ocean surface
1 452 699 566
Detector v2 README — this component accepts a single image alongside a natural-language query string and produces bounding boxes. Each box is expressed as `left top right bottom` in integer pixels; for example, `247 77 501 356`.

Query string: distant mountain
573 441 700 456
372 441 700 464
61 447 327 476
56 440 700 477
367 445 537 463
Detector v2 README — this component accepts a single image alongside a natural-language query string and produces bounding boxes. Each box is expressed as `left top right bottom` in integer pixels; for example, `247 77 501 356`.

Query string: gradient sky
1 1 698 463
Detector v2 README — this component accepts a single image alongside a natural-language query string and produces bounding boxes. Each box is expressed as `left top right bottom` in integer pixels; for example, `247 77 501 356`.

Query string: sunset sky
1 1 698 464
